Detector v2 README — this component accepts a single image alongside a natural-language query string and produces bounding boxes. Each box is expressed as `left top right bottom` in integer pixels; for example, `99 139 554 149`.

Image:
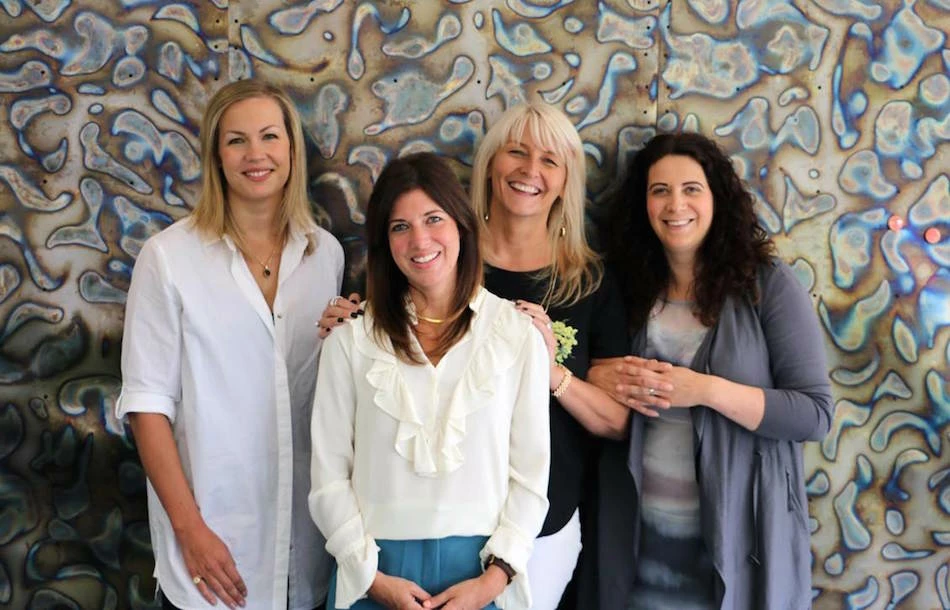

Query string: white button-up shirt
309 288 551 610
118 218 343 609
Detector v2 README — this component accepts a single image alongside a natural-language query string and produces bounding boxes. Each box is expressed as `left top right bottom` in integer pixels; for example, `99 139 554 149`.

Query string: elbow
804 398 835 442
803 413 831 442
800 426 827 443
762 387 834 442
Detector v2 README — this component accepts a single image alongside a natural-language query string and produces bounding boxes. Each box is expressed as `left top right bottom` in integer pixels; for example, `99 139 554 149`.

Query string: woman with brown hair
309 152 550 610
590 132 833 610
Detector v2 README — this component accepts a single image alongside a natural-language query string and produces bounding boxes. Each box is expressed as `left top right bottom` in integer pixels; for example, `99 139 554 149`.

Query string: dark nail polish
350 312 358 318
349 298 359 304
337 317 343 323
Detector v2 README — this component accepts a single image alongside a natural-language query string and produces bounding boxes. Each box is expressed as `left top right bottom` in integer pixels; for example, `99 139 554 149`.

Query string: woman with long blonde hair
467 102 630 608
119 79 344 610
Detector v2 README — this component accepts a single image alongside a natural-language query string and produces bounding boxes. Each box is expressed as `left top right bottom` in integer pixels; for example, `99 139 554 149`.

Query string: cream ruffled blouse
309 287 552 610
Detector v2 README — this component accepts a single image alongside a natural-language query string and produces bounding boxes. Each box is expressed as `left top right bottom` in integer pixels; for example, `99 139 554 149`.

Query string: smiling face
489 131 567 223
217 96 291 210
646 154 714 263
388 188 461 310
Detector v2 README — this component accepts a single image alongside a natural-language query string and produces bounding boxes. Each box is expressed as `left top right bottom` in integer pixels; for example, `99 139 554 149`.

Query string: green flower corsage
551 320 578 364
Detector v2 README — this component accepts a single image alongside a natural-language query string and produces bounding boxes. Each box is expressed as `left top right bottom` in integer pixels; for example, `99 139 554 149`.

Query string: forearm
310 335 381 606
482 564 510 590
587 359 626 403
129 412 202 535
471 566 509 604
491 334 551 575
685 370 830 440
551 365 629 439
701 375 765 431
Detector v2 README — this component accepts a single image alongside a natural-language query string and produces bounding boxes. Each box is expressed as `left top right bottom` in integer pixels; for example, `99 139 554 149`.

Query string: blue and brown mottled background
0 0 948 608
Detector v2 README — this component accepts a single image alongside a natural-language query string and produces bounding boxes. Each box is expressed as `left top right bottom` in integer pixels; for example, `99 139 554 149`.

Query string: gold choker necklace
416 314 445 324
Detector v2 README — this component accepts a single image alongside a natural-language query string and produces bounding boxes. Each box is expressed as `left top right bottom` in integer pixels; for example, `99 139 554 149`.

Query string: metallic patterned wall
0 1 947 608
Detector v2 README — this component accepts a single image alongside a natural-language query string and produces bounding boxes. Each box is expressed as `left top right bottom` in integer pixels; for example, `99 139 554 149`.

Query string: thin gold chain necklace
247 242 281 278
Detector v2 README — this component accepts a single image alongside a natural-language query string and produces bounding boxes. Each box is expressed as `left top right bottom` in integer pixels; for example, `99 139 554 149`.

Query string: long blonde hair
470 102 601 307
191 79 315 252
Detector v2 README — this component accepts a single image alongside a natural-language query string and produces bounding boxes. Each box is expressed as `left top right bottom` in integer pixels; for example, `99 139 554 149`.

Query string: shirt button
276 313 283 319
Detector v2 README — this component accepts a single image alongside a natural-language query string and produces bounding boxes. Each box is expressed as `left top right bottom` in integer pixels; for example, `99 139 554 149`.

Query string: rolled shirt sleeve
756 262 834 442
481 324 551 610
309 326 379 608
117 238 182 421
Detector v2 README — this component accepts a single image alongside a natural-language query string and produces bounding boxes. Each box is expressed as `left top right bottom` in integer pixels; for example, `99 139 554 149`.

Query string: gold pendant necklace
249 243 280 278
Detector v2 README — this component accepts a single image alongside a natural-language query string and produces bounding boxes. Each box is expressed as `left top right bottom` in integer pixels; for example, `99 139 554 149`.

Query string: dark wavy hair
365 152 482 364
607 132 774 329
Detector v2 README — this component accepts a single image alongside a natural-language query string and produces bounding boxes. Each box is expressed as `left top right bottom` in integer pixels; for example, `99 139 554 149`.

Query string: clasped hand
369 567 508 610
589 355 710 417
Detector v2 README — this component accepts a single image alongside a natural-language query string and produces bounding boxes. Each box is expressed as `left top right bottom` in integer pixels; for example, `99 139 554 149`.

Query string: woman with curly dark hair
587 132 833 610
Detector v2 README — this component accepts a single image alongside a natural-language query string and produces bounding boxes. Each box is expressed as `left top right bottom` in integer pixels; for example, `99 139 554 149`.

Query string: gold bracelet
552 365 573 398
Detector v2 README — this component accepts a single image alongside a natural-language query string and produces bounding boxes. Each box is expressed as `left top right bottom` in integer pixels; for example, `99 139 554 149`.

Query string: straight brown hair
365 153 482 364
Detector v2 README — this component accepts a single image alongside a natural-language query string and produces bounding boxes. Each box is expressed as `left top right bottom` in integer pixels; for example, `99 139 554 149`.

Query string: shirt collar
195 217 317 252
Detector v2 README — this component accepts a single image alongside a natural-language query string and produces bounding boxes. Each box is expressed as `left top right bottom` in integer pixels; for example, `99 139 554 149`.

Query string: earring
484 212 489 221
559 226 566 237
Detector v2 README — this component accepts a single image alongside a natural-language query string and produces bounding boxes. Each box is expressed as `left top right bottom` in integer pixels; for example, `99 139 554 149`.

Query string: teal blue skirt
327 535 499 609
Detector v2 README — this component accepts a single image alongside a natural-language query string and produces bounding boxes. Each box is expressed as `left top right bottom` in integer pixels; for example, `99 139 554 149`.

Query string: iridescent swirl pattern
0 1 947 608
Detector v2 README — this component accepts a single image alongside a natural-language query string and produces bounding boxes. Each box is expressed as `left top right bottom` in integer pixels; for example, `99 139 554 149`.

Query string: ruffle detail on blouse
352 291 532 477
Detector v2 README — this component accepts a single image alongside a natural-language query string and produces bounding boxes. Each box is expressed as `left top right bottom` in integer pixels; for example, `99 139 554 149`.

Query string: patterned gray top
628 298 716 610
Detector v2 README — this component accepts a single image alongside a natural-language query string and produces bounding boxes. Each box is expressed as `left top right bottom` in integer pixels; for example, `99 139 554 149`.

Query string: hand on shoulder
317 292 363 338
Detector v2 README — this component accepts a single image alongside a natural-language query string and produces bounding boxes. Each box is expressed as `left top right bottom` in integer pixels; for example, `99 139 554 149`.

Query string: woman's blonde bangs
474 102 601 307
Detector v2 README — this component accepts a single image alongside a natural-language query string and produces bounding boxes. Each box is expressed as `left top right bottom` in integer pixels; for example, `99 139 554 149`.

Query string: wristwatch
484 554 516 584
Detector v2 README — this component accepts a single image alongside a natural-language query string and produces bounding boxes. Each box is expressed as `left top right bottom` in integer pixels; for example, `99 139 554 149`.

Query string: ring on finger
647 387 656 396
330 296 340 307
193 575 203 585
546 321 553 329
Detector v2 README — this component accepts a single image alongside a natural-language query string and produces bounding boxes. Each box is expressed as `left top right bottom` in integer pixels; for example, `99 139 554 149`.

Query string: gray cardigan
597 259 834 610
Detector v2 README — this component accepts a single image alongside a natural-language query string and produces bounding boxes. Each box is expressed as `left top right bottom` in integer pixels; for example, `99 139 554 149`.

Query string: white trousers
526 509 582 610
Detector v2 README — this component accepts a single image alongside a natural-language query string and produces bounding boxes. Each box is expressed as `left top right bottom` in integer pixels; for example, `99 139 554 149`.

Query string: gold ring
193 576 203 585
